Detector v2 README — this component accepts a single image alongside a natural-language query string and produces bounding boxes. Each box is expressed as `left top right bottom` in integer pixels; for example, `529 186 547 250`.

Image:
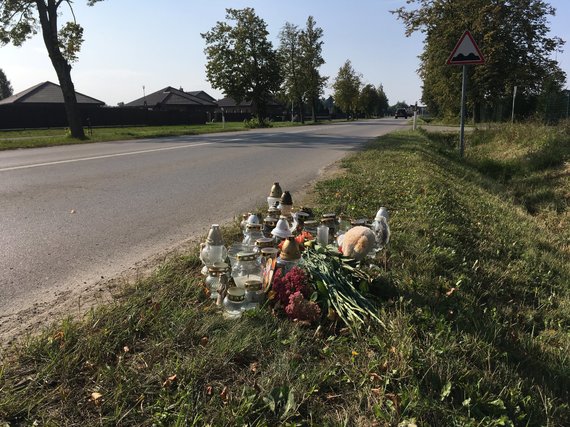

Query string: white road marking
0 142 214 172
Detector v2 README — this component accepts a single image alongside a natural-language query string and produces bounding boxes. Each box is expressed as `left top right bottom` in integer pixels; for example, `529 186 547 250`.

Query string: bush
243 117 273 128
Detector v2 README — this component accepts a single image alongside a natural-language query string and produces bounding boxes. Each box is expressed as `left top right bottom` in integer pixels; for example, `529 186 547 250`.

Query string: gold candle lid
269 182 283 198
244 279 262 291
280 191 293 206
260 247 279 258
280 236 301 261
227 286 245 302
236 251 257 261
255 237 274 248
208 262 229 273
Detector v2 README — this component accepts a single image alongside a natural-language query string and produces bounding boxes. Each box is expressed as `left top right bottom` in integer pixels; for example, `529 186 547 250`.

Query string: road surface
0 118 407 340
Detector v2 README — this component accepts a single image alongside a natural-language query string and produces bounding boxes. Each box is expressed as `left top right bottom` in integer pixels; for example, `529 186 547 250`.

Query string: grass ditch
1 124 569 425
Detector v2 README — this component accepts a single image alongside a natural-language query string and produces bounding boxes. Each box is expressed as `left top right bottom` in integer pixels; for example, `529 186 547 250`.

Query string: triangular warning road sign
447 30 485 65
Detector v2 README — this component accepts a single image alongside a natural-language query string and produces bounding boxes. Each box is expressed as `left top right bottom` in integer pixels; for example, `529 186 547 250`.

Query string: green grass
0 121 302 151
1 124 569 425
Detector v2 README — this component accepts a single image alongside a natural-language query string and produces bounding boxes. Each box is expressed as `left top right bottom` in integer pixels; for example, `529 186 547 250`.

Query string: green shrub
244 117 273 128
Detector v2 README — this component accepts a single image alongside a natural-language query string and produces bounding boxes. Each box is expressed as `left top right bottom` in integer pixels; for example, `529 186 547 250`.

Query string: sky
1 0 570 107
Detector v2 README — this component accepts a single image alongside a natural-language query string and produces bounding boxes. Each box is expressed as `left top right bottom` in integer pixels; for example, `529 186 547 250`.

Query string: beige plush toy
340 226 376 260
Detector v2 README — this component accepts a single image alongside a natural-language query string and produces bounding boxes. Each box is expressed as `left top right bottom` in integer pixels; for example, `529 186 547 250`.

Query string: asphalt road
0 118 407 331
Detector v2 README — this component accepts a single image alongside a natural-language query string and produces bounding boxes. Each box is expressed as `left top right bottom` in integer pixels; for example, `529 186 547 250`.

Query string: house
217 96 287 119
0 81 105 129
0 81 105 106
125 86 217 117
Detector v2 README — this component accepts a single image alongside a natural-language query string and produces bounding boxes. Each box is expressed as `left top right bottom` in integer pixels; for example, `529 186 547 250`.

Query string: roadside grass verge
0 120 302 151
1 125 569 425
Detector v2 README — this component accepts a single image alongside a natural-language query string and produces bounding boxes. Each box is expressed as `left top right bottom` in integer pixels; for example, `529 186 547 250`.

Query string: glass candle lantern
243 223 264 246
267 206 281 219
254 237 275 255
223 287 245 318
276 236 301 272
316 224 329 246
260 247 279 264
321 213 338 239
200 224 228 275
244 279 265 309
303 220 318 236
279 191 293 217
231 251 262 288
267 182 283 208
205 262 230 300
263 216 278 238
371 207 390 253
271 217 292 241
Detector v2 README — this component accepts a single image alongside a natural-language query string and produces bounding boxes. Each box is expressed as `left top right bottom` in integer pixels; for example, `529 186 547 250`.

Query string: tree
1 1 103 138
377 84 389 117
393 0 566 121
332 60 361 119
202 8 281 122
278 22 304 122
359 84 380 118
299 16 327 122
0 68 13 99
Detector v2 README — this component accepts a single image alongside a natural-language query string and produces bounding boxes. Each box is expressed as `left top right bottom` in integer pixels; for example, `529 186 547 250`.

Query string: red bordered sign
447 30 485 65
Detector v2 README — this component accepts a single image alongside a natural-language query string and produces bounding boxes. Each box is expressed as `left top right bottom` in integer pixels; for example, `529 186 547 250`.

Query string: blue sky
1 0 569 107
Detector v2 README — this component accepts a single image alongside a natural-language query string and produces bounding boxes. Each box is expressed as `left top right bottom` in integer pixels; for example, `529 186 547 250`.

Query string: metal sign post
447 30 485 157
459 65 467 157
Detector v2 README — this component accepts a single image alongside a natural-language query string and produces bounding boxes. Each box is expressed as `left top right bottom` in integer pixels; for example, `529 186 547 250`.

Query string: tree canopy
393 0 566 120
1 0 103 137
299 16 327 121
332 60 361 119
202 7 281 121
278 22 304 121
278 16 327 123
0 68 13 99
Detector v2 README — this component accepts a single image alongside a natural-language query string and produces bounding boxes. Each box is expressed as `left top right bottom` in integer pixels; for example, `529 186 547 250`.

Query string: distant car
394 108 408 119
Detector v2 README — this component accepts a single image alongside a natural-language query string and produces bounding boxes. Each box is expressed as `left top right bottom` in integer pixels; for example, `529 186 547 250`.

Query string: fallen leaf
445 287 457 297
162 374 177 388
90 392 103 406
369 372 382 382
371 388 382 395
220 386 229 402
351 350 359 357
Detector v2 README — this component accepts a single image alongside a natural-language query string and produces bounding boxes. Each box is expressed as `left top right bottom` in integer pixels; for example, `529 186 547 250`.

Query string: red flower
271 266 310 306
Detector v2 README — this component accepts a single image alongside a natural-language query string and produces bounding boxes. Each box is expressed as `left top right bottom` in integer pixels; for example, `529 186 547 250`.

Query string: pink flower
284 291 321 323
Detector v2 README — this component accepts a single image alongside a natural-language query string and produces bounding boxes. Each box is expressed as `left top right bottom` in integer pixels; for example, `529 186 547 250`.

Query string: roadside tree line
393 0 568 123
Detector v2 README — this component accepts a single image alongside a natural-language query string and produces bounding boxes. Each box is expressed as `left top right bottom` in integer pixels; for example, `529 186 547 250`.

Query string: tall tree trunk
311 98 316 122
36 0 85 139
